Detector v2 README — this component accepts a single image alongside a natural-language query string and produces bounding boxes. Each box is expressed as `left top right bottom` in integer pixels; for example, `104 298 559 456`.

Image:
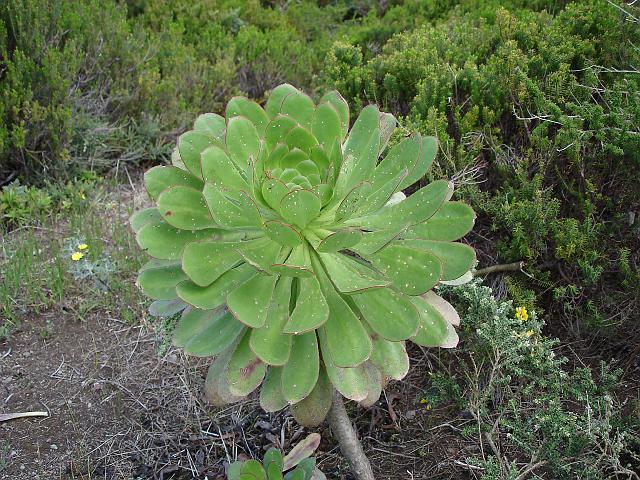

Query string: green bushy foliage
0 174 96 227
0 0 342 182
0 0 152 181
325 0 640 331
434 280 639 479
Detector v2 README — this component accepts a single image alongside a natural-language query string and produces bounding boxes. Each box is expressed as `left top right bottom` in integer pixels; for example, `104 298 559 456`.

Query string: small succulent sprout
131 85 476 426
227 433 324 480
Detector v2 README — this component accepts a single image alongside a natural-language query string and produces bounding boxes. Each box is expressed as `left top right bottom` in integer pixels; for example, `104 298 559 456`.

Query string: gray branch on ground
474 261 524 277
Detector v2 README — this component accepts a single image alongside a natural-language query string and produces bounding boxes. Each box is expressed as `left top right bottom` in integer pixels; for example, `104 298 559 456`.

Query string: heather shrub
325 0 640 331
432 280 640 479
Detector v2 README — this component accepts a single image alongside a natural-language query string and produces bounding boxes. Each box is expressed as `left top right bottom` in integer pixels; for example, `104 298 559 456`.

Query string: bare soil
1 303 475 479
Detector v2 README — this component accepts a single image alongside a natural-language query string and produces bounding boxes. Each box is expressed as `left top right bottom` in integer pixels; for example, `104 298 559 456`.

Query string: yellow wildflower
515 306 529 321
71 252 84 261
78 243 89 250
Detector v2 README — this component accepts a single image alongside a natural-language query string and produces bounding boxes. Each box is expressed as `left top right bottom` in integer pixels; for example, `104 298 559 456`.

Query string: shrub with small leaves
131 84 475 425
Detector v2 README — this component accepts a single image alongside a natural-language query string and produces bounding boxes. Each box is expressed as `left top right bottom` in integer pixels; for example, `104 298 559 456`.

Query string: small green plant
227 433 324 480
0 181 52 226
64 236 115 290
132 84 475 428
0 177 95 228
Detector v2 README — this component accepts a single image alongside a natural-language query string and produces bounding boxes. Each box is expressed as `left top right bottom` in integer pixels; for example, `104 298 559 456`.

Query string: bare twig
0 411 49 422
327 391 375 480
474 261 525 277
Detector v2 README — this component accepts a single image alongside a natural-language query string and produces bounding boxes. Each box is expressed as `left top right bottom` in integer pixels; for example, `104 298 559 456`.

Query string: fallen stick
0 411 49 422
473 261 524 277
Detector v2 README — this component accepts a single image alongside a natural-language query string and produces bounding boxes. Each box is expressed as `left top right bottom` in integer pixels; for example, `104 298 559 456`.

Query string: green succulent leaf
205 345 243 406
399 135 438 190
182 241 241 286
351 229 399 256
260 367 288 413
359 362 383 408
265 84 300 118
262 178 290 210
409 295 449 347
193 113 226 142
284 276 329 334
226 116 262 170
285 126 318 154
319 91 349 139
227 274 278 328
403 201 476 241
283 469 304 480
349 179 453 231
130 207 162 233
264 448 284 475
240 460 267 480
319 329 369 401
312 102 342 147
136 221 218 260
370 135 421 192
279 189 321 228
264 220 304 247
333 181 372 222
378 112 397 154
270 244 314 278
178 130 216 179
281 332 320 404
177 264 255 310
356 167 408 217
137 260 186 300
399 239 476 281
157 186 216 230
200 145 250 192
318 253 387 294
235 237 283 273
317 278 372 367
335 105 380 195
315 228 362 253
148 299 188 318
369 336 410 380
290 367 332 427
249 277 293 366
369 244 442 295
228 462 243 480
226 96 270 136
228 331 267 396
279 90 315 128
203 184 262 229
174 307 245 357
350 287 420 341
144 166 204 201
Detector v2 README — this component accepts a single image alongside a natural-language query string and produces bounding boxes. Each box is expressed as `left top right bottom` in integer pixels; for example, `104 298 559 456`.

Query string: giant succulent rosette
131 84 476 426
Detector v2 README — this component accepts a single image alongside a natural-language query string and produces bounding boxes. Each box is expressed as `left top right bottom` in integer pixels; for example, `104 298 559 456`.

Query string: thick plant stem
327 391 375 480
